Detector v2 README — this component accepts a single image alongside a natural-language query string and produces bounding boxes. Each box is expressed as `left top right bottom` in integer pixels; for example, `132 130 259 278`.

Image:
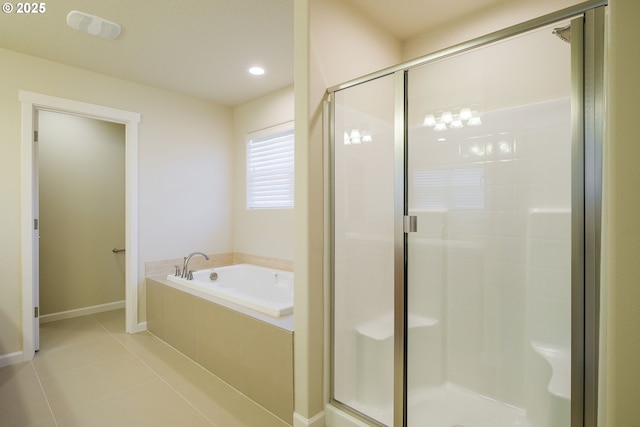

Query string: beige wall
38 111 126 315
295 0 402 422
402 0 583 61
232 86 295 262
603 0 640 423
309 0 402 88
0 47 233 356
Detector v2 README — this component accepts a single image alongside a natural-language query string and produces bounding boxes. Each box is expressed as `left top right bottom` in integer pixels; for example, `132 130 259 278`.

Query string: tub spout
181 252 210 279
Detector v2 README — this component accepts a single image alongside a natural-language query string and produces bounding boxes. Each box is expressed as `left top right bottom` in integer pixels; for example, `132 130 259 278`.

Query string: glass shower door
331 74 397 425
406 24 573 426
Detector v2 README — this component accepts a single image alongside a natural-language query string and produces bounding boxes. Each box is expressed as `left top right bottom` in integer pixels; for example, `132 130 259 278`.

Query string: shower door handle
404 215 417 233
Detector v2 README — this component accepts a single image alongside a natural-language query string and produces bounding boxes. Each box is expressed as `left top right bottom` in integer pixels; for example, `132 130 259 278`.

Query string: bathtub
165 263 293 318
147 262 294 422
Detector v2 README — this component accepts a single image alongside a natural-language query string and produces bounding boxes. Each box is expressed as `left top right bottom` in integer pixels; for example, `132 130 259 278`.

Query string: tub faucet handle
174 265 181 276
187 270 195 280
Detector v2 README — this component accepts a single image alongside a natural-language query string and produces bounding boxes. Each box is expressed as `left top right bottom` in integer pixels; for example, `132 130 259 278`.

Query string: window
246 122 294 209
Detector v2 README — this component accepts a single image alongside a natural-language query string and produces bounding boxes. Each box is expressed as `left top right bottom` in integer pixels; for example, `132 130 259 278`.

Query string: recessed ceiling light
248 66 265 76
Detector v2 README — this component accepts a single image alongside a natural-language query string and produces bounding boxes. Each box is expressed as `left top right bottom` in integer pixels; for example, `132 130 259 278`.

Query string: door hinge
34 130 38 142
34 218 39 230
34 307 39 318
404 215 417 233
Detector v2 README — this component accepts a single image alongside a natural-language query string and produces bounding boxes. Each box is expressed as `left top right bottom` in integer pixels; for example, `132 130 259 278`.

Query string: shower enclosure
327 2 604 426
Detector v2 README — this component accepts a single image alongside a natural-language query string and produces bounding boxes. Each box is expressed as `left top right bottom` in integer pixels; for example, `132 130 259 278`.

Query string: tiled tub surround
146 275 294 424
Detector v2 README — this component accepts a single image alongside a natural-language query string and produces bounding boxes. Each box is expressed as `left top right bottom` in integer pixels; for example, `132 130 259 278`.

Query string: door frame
20 91 142 360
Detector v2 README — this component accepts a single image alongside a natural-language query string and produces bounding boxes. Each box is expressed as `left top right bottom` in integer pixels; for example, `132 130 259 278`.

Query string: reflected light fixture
450 119 464 129
460 107 473 121
467 116 482 126
434 123 447 132
344 128 373 145
470 144 484 156
498 140 512 153
422 107 482 131
461 136 514 159
350 129 361 144
486 143 494 155
423 115 436 127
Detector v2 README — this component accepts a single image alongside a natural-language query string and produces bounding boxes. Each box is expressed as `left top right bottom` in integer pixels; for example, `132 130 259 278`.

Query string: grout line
29 360 60 427
35 312 161 426
118 343 219 426
94 312 219 427
87 309 288 427
90 312 120 336
140 330 290 427
37 315 113 355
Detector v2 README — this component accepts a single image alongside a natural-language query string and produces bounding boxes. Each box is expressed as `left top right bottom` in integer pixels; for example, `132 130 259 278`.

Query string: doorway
37 111 126 331
20 92 141 360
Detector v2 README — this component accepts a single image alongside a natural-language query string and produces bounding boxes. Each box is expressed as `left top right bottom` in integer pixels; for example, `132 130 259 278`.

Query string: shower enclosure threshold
408 383 532 427
344 383 532 427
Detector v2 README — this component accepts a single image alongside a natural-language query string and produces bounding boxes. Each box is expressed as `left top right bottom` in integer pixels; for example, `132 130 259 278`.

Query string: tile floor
0 309 290 427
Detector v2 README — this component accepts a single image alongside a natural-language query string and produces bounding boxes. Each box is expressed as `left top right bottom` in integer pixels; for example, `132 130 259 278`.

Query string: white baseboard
294 411 325 427
0 351 24 368
134 321 147 333
39 300 125 324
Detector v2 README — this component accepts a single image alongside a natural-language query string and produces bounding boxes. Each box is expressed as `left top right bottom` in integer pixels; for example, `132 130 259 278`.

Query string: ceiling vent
66 10 121 40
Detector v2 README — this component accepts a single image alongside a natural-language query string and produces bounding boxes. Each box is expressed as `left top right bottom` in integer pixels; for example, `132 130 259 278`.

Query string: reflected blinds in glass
413 167 484 209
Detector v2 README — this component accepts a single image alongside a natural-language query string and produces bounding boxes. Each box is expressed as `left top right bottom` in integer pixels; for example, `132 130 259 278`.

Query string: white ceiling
0 0 294 106
0 0 508 107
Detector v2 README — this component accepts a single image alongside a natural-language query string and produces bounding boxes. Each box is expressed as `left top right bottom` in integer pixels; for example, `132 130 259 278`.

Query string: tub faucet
181 252 210 279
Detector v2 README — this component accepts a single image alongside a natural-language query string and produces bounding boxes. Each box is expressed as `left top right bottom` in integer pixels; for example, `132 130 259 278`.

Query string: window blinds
246 128 295 209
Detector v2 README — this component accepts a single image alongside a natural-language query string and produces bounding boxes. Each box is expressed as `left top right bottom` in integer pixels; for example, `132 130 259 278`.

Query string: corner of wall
294 410 325 427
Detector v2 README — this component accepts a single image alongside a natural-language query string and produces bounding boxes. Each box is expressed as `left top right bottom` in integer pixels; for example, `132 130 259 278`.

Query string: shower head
553 24 571 44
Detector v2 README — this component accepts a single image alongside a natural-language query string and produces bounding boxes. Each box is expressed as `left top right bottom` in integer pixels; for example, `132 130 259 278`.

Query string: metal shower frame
326 0 606 425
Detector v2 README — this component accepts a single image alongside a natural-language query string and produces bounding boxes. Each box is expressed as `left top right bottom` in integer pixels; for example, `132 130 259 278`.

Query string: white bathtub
165 263 293 318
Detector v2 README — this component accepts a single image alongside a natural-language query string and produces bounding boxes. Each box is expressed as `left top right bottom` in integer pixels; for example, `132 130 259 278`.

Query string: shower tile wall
527 209 572 349
408 97 571 409
332 23 574 426
333 135 396 410
333 92 571 424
